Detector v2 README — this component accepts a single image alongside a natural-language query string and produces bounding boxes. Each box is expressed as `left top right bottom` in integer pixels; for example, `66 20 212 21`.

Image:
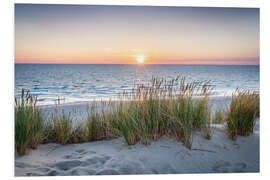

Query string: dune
15 116 259 176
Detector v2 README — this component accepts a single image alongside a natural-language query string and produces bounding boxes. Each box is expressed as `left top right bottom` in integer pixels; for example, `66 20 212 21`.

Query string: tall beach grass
225 89 259 140
109 77 213 148
15 77 260 156
15 89 44 155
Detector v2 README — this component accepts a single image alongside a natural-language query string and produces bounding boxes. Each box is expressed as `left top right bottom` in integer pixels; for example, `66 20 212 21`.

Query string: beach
15 97 260 176
13 4 260 177
14 65 260 176
15 121 259 176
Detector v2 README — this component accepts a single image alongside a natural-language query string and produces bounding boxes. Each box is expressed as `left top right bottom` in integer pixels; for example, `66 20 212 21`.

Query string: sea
15 64 260 106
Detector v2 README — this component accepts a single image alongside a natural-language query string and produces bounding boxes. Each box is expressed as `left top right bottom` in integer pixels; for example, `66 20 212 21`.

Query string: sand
15 119 259 176
15 97 259 176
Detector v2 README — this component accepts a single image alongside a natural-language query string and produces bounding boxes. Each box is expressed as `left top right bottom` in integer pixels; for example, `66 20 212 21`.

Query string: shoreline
34 93 237 107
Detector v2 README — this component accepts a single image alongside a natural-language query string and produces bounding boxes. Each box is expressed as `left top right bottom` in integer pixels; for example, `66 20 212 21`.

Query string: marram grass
48 108 73 144
15 89 44 155
107 77 213 148
14 77 260 156
86 102 118 141
225 89 259 140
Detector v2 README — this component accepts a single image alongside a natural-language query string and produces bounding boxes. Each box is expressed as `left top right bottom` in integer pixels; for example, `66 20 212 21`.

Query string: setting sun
136 55 145 64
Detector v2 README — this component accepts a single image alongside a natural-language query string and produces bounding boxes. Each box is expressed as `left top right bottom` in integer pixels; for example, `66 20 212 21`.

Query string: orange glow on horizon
15 56 259 65
136 55 145 64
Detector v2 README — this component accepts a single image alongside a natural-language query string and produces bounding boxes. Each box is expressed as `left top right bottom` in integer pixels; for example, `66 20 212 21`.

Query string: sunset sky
15 4 259 65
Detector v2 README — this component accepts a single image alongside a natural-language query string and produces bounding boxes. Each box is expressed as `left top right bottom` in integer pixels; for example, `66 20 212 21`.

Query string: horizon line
14 62 259 66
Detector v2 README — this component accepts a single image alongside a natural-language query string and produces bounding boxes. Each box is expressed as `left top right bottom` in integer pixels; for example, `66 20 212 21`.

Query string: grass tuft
110 77 213 148
15 89 44 155
48 108 73 144
192 97 212 139
86 102 117 141
225 89 259 140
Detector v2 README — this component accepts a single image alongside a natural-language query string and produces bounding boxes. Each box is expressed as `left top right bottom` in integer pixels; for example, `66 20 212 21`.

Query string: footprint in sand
52 160 82 171
81 155 111 167
37 167 51 173
75 149 85 154
75 149 97 155
46 170 59 176
81 158 98 167
49 154 112 175
63 154 83 159
63 149 97 160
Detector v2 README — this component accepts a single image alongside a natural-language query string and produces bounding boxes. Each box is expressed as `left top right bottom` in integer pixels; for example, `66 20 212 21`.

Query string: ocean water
15 64 259 105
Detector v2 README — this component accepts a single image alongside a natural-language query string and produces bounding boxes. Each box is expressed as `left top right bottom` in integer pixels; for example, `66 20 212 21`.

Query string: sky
15 4 260 65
